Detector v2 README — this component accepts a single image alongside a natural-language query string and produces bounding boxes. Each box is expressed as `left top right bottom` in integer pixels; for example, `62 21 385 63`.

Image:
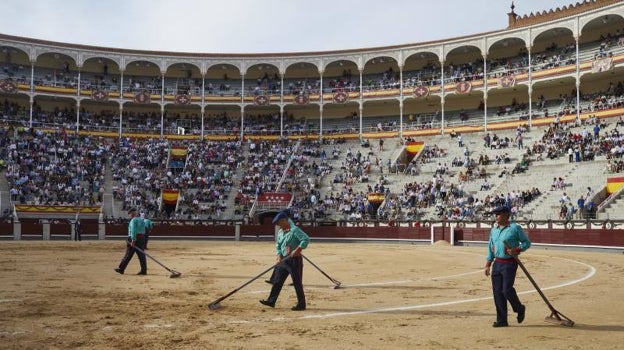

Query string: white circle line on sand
246 270 483 295
295 257 596 320
143 324 174 329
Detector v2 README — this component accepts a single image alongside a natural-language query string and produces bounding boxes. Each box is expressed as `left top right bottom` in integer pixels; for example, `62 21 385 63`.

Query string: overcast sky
1 0 577 54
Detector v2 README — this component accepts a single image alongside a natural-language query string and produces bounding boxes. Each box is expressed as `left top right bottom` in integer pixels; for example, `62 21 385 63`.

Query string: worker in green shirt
260 210 310 311
115 208 147 275
485 206 531 327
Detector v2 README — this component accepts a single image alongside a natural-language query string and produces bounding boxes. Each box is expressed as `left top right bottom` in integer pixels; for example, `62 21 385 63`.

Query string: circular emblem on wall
91 89 108 102
0 79 18 94
498 75 515 88
134 91 151 104
253 95 269 106
175 94 191 105
294 94 309 105
455 81 472 94
332 91 348 104
412 86 429 98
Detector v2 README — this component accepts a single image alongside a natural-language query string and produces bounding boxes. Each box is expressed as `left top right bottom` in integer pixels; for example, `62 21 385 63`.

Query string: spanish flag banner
606 176 624 195
170 147 188 158
405 141 424 156
162 189 180 205
367 192 385 203
161 189 180 215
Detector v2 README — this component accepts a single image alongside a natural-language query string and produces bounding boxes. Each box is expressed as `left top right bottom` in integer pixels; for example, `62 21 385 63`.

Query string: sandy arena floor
0 240 622 350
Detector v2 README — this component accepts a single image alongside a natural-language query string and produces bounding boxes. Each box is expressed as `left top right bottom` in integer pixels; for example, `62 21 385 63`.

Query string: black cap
128 207 138 214
490 206 510 214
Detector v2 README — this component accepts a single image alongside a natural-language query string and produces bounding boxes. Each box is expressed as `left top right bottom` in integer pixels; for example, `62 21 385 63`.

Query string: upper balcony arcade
0 1 623 139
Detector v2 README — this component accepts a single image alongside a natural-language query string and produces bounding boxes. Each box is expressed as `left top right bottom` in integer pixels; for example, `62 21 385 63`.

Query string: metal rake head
208 302 221 310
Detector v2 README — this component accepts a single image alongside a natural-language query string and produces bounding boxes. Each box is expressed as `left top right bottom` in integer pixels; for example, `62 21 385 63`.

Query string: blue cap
272 211 289 224
490 206 510 214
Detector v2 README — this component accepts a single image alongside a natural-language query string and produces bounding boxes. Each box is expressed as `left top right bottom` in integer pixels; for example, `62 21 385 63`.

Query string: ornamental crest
175 94 191 105
294 94 309 105
498 75 516 88
0 79 18 94
91 90 108 102
254 95 269 106
332 91 348 104
134 91 151 104
413 86 429 98
455 81 472 94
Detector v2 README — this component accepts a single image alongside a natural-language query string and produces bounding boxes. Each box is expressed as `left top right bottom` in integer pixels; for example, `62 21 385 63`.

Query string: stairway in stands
0 171 11 216
102 158 117 218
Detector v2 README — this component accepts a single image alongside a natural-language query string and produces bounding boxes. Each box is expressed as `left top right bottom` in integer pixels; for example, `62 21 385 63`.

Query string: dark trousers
266 256 305 307
268 259 302 284
491 260 523 324
118 236 147 273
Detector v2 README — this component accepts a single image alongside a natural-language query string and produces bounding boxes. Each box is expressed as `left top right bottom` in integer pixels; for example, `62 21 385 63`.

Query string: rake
504 241 574 327
134 246 182 278
208 261 278 310
302 254 342 289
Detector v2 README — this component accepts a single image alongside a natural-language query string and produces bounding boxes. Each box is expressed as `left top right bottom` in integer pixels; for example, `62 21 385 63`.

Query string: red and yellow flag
162 189 180 205
367 193 385 203
606 176 624 195
405 141 424 156
170 147 188 158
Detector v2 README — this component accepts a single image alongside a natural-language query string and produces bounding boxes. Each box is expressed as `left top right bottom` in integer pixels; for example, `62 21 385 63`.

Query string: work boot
517 304 526 324
114 268 124 275
291 304 306 311
259 300 275 308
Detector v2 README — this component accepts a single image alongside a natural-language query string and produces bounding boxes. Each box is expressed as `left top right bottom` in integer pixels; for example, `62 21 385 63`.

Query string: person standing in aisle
115 208 147 275
484 206 531 327
73 219 82 241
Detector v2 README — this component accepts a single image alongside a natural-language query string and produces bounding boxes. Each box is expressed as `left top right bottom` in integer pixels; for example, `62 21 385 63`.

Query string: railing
596 185 624 215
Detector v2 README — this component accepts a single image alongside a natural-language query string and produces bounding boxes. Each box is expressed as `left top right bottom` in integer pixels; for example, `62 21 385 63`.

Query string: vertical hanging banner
606 176 624 195
161 189 180 214
405 141 425 155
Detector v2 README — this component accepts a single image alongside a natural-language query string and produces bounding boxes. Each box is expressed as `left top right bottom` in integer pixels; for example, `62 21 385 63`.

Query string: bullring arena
2 0 624 349
1 241 623 350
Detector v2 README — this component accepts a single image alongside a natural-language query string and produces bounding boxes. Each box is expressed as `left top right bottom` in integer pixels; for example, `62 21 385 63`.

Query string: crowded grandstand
1 0 623 240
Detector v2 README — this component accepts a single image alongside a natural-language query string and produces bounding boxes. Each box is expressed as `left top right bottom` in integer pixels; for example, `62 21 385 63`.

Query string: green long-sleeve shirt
143 218 154 230
486 222 531 262
275 219 310 257
128 217 146 241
